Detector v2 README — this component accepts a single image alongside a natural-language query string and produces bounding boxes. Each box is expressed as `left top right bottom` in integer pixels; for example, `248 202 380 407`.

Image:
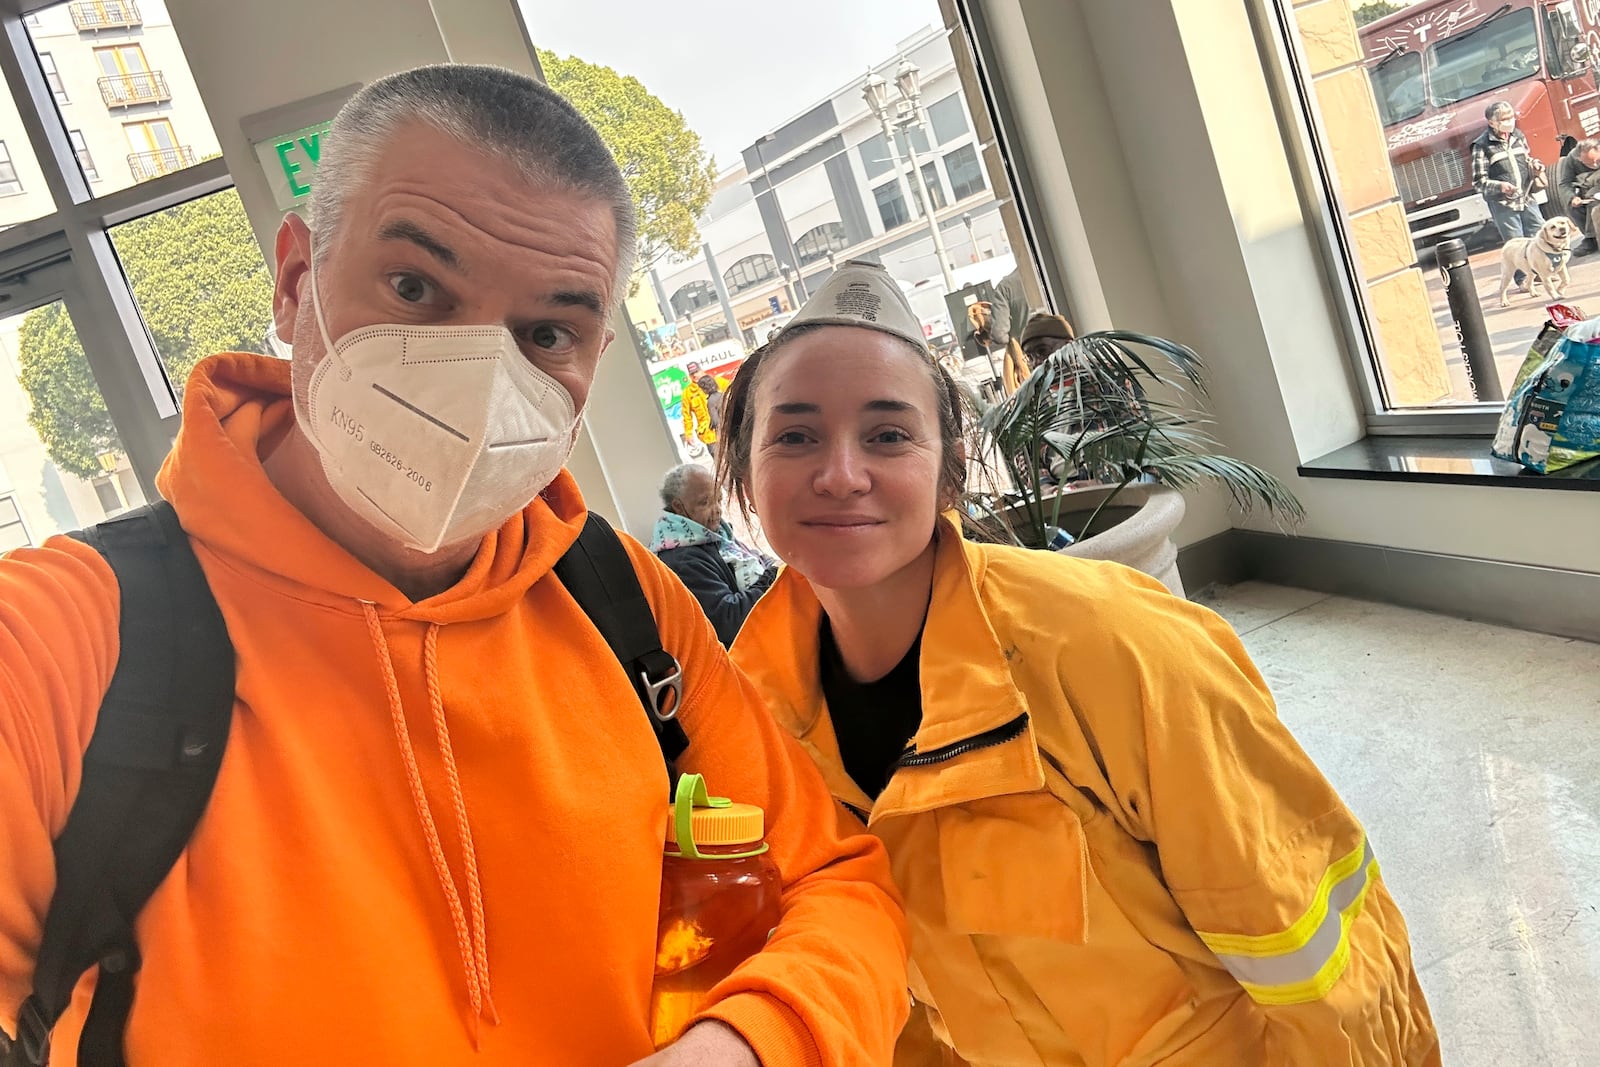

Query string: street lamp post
778 262 799 312
864 59 957 293
754 134 807 302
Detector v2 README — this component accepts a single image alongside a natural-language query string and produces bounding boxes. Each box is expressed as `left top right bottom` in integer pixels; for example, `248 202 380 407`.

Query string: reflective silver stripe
1210 839 1377 989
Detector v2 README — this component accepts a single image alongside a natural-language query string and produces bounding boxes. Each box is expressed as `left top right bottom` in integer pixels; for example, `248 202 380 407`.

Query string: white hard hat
778 260 928 352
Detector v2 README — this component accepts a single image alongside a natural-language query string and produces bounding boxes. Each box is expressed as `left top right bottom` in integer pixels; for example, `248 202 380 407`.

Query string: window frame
723 252 779 294
858 130 894 180
0 8 247 497
927 92 968 145
908 160 947 215
124 116 177 153
0 493 31 551
0 140 22 195
38 50 66 105
795 221 849 265
873 180 911 230
944 142 986 201
68 128 98 180
670 279 717 317
1248 0 1502 433
94 42 150 77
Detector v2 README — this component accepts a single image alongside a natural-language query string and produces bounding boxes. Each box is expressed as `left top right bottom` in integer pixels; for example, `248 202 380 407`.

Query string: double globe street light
863 57 957 293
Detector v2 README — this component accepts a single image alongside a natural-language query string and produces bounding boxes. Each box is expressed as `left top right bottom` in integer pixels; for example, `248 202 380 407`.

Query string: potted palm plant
964 327 1304 596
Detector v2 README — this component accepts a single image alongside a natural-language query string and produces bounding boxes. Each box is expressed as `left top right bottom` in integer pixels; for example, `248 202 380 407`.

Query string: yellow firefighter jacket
733 519 1441 1066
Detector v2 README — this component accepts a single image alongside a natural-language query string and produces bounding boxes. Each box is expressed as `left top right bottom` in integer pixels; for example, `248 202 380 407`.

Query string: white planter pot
1055 484 1187 596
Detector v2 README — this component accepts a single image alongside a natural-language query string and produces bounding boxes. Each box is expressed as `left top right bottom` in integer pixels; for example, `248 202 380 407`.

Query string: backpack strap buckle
636 649 683 723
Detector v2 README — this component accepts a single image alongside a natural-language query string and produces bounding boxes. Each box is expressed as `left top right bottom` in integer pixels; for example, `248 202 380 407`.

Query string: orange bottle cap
685 802 765 847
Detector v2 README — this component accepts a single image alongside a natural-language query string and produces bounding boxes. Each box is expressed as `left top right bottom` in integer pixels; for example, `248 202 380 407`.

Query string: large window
874 181 911 230
795 222 849 265
1369 51 1424 126
0 0 270 540
1270 0 1564 418
944 143 985 201
1426 8 1540 107
30 3 220 197
520 0 1056 458
670 280 717 317
723 253 779 294
858 131 894 180
927 93 968 144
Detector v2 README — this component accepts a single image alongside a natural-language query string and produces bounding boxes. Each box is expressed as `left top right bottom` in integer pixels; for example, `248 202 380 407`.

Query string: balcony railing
70 1 142 31
127 146 196 182
99 71 170 108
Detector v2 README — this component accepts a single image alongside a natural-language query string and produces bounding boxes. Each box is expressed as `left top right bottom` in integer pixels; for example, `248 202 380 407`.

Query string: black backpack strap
2 502 234 1067
553 513 690 792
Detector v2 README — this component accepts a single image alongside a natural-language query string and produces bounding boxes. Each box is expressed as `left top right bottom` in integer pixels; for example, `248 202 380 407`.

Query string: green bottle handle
668 773 768 861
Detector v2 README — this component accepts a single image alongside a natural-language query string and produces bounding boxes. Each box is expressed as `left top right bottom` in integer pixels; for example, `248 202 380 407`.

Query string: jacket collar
733 516 1045 824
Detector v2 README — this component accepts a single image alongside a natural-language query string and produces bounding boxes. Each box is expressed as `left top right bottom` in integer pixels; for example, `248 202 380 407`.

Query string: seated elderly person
652 463 779 645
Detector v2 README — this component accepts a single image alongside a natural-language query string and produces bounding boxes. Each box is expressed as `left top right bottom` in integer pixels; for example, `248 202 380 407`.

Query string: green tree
539 49 717 269
17 189 272 479
1353 1 1406 26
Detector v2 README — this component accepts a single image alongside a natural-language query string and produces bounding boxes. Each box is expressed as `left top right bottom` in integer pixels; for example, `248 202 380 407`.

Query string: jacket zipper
892 712 1029 770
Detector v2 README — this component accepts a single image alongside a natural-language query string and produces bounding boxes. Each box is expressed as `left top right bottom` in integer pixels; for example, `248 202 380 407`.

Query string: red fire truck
1360 0 1600 244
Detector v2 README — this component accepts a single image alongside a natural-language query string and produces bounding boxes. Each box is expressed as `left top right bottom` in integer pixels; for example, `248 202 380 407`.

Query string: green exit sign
253 121 332 211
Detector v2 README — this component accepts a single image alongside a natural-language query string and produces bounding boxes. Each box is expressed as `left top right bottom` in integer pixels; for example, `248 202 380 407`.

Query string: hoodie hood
156 352 586 623
649 511 721 552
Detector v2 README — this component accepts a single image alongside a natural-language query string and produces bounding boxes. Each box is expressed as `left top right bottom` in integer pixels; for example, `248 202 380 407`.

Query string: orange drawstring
362 604 494 1044
423 624 497 1025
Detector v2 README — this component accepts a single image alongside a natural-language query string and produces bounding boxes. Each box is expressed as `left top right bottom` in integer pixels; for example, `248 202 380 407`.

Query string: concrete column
702 242 741 344
161 0 680 537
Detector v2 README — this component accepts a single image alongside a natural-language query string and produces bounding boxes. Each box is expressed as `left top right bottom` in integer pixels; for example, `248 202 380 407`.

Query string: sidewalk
1423 237 1600 402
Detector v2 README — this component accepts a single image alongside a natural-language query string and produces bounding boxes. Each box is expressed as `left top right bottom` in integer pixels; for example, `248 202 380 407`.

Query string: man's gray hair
1578 137 1600 156
659 463 708 508
311 64 638 301
1486 99 1516 120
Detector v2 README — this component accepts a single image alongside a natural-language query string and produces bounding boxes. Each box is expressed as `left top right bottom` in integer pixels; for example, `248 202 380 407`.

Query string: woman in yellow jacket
718 261 1441 1066
681 359 719 456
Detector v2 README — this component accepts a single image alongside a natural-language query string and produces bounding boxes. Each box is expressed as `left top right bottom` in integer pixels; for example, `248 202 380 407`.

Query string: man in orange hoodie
0 65 908 1066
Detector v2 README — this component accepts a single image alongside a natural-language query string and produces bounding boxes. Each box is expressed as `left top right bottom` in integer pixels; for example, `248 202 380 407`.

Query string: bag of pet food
1491 304 1600 473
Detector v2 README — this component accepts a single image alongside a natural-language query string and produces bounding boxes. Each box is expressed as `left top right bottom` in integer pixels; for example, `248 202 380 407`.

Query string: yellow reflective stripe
1235 860 1380 1006
1195 836 1370 959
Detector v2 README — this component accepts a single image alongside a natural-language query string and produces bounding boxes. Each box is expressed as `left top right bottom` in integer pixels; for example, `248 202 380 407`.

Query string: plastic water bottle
648 775 782 1048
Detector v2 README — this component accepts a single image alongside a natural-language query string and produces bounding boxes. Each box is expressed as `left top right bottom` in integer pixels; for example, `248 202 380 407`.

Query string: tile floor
1196 583 1600 1066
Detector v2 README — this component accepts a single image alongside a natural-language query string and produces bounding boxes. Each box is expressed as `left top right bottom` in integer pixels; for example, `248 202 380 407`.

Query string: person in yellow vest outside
681 360 719 457
717 260 1441 1067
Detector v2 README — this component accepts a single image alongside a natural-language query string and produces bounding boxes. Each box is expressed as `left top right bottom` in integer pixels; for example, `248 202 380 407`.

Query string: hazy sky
519 0 942 167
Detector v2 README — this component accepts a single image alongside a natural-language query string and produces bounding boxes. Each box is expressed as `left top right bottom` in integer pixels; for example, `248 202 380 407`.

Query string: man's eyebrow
549 289 606 315
377 220 463 272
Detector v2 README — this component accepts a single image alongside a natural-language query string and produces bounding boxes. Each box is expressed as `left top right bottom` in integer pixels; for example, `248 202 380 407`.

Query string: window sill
1298 436 1600 492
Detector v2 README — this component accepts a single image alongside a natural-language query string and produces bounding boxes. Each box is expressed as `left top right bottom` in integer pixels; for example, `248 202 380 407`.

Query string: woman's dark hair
715 322 970 517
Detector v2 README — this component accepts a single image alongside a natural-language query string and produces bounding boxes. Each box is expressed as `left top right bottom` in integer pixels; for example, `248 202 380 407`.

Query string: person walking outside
681 361 718 458
1473 100 1549 284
